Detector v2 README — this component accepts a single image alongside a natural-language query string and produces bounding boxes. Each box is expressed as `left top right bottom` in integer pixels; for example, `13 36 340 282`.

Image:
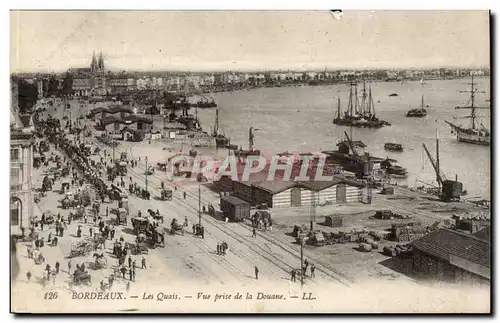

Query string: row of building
20 51 489 98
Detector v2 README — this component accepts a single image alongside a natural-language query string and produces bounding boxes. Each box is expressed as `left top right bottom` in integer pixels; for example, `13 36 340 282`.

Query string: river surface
192 78 490 200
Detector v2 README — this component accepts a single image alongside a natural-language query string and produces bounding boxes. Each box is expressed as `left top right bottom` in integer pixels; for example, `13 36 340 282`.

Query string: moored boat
384 143 403 152
445 76 490 146
406 94 427 118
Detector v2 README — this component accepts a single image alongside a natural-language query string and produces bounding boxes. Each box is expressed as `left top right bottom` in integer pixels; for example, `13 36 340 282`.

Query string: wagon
170 219 184 235
115 208 128 226
69 240 94 258
160 189 173 201
73 270 91 285
130 241 149 255
131 217 149 235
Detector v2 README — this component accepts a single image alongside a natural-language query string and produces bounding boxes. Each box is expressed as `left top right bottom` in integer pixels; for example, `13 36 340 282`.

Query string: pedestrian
128 256 132 268
55 261 60 274
252 228 257 238
310 264 315 278
48 233 52 243
254 266 259 280
291 269 296 282
132 267 136 281
89 227 93 238
141 257 146 269
184 216 188 227
60 227 64 237
183 192 186 200
133 260 137 269
201 226 205 239
108 275 114 289
222 242 227 255
304 259 309 273
129 268 133 281
216 243 221 255
40 221 44 231
192 224 196 234
68 260 72 274
120 266 126 279
26 270 32 282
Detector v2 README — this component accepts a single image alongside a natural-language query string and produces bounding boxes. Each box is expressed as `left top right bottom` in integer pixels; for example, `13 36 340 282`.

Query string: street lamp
145 156 148 191
198 184 202 227
299 233 306 286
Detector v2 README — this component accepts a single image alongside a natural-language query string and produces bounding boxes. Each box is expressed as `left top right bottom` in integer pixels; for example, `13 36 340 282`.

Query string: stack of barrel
358 235 379 252
383 244 412 257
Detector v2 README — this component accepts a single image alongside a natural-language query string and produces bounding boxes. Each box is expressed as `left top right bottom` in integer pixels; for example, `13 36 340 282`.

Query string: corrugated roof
101 115 124 126
221 195 250 206
252 181 296 194
473 227 490 242
108 105 134 114
411 228 490 268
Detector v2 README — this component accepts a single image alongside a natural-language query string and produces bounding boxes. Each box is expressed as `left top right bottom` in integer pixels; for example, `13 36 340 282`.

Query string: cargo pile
383 244 413 257
389 223 427 242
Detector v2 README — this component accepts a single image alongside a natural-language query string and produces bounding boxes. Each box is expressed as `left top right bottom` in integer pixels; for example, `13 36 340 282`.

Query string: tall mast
470 75 476 130
337 96 341 119
354 84 359 115
348 84 353 117
368 83 375 117
214 108 219 135
249 127 254 151
360 80 366 116
421 94 424 111
436 128 440 189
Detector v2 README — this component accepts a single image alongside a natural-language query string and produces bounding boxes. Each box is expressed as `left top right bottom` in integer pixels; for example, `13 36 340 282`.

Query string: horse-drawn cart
69 239 94 258
170 219 184 235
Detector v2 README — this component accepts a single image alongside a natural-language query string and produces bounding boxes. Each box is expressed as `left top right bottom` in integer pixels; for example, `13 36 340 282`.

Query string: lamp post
198 184 201 227
145 156 148 191
299 233 305 286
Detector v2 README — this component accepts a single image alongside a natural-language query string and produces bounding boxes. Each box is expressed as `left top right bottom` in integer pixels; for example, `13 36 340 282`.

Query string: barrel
383 246 396 257
359 243 372 252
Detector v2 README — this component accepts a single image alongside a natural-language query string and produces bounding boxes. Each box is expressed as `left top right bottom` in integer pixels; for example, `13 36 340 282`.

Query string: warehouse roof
100 115 125 126
252 181 296 194
108 105 134 114
221 195 250 206
411 228 490 269
473 227 491 242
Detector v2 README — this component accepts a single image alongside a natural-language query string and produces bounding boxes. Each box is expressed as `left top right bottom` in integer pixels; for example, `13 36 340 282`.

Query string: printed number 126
44 292 58 300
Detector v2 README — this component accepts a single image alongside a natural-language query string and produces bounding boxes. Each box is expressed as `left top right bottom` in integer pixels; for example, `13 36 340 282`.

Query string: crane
344 131 359 158
422 129 463 201
422 143 447 189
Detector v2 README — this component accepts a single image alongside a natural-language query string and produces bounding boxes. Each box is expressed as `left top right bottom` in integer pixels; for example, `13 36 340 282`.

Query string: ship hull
456 131 490 146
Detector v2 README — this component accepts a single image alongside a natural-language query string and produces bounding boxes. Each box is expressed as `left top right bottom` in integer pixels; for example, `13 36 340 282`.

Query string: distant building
70 50 107 96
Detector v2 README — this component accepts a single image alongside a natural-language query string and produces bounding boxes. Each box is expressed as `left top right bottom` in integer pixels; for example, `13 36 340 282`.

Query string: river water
192 78 490 200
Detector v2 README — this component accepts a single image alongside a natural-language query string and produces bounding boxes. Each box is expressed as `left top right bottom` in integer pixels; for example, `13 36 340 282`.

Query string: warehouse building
411 228 490 287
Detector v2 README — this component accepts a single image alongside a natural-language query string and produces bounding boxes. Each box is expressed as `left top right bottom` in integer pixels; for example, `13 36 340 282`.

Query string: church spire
98 51 104 71
91 51 97 72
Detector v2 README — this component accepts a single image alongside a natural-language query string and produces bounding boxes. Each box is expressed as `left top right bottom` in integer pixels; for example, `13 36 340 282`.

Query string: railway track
87 125 353 287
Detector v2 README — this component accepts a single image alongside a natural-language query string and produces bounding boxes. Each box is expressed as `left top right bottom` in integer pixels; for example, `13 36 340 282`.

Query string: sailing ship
211 108 230 148
332 81 391 128
445 76 490 146
406 94 427 117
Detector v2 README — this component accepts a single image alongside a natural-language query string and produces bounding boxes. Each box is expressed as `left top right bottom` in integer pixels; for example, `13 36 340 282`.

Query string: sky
10 10 490 73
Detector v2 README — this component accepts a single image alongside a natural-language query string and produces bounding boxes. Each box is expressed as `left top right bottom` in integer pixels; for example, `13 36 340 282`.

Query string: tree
14 77 38 114
61 72 74 96
46 76 59 97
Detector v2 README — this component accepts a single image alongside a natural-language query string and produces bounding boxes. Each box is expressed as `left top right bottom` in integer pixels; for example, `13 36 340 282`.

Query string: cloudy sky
10 10 490 72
